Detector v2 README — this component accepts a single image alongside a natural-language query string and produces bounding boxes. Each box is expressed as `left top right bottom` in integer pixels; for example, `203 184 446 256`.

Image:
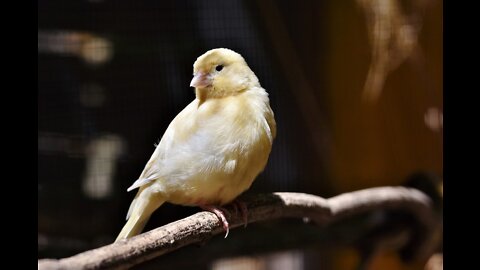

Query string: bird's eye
215 65 224 72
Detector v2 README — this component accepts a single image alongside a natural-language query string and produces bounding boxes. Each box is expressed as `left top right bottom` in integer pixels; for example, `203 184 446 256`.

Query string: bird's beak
190 72 212 88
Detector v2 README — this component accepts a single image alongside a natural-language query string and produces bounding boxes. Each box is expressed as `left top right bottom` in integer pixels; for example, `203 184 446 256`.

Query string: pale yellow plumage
115 48 276 242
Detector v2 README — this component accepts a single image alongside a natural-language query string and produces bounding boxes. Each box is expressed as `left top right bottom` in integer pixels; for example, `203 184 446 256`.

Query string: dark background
38 1 442 269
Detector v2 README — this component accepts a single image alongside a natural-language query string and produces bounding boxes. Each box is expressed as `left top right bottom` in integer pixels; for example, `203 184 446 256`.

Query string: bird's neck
195 86 249 105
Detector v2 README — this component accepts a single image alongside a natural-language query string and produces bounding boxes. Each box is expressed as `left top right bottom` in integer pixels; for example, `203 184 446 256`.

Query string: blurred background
38 0 443 269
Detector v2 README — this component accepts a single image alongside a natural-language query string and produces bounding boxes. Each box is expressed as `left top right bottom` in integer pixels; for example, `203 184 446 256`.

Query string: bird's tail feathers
127 177 153 192
115 191 165 242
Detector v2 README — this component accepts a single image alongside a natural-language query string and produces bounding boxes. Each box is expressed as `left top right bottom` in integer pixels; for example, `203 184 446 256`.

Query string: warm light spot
81 36 113 65
211 256 265 270
210 251 304 270
38 31 113 65
82 135 126 199
424 107 443 132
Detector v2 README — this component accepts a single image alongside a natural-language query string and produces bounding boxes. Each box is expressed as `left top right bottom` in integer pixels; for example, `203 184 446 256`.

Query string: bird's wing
126 107 183 192
126 130 173 191
127 99 227 191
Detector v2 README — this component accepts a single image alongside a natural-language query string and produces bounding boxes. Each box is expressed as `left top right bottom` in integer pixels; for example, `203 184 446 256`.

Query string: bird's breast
163 93 274 206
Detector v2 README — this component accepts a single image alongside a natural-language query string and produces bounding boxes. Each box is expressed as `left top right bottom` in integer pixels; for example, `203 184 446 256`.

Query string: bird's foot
199 205 230 238
232 200 248 228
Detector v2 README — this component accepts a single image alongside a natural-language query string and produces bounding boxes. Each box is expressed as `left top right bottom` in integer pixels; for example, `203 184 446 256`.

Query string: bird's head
191 48 259 101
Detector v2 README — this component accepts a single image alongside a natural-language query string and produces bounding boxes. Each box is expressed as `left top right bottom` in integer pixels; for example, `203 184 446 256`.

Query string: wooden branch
38 187 438 270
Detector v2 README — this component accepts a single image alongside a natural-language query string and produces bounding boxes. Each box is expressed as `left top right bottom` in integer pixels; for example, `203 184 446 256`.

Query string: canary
115 48 276 241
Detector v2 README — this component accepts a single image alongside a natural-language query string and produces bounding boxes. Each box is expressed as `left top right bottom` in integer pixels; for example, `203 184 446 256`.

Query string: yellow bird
115 48 276 242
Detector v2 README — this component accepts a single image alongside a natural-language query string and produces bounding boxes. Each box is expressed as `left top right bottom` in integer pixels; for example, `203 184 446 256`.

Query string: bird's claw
199 201 248 238
199 205 230 238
